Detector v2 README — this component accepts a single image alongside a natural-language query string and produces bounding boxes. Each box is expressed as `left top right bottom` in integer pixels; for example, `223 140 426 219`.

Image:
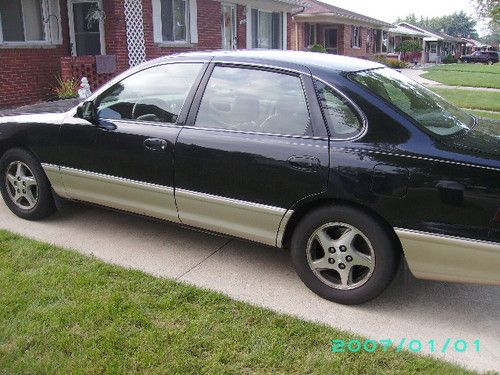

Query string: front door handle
144 138 169 152
288 156 320 171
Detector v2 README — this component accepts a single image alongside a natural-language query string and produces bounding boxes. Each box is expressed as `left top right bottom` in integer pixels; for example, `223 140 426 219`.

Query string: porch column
123 0 147 67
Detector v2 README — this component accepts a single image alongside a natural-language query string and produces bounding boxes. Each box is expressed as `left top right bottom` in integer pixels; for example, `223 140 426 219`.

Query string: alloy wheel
306 222 375 290
5 161 39 210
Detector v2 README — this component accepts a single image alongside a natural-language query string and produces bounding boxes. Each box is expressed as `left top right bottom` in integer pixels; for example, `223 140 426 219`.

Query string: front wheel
0 148 55 220
291 205 400 305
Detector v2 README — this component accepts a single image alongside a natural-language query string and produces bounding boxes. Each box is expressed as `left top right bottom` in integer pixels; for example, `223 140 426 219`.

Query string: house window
352 26 361 48
251 9 283 49
160 0 188 42
69 0 105 56
0 0 46 42
307 24 316 46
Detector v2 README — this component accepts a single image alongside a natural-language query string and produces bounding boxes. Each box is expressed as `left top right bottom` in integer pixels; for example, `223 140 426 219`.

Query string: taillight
495 208 500 223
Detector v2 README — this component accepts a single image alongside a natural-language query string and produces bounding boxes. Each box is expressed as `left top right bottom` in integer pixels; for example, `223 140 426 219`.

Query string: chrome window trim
193 64 316 139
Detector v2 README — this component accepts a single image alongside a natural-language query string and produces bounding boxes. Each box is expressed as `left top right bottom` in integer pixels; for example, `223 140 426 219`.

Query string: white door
428 42 437 63
222 3 237 50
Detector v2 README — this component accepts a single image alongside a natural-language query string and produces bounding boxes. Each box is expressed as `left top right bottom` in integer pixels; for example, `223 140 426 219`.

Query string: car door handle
288 156 320 171
144 138 169 152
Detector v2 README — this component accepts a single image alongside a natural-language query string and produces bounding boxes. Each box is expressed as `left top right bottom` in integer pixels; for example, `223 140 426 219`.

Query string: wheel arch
281 198 403 254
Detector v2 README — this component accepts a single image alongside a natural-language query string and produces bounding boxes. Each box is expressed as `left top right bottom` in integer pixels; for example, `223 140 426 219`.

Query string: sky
322 0 489 36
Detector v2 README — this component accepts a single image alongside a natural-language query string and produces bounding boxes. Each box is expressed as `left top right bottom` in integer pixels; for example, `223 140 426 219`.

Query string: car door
56 62 206 222
174 63 330 246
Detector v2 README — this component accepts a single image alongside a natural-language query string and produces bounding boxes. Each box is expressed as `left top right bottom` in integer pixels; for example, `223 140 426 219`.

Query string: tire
0 148 56 220
290 205 400 305
487 60 493 65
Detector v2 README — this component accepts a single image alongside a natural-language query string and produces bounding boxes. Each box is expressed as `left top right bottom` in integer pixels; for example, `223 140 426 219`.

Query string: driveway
0 200 498 372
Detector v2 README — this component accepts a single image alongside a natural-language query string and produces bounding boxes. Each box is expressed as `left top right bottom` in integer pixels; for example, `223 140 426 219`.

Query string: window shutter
189 0 198 43
47 0 61 44
251 9 258 48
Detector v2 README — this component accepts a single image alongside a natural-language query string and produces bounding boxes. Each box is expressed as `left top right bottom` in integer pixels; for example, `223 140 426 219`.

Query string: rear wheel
291 205 399 305
0 148 55 220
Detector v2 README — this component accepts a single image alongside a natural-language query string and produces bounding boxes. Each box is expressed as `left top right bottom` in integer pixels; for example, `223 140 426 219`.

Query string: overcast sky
322 0 489 36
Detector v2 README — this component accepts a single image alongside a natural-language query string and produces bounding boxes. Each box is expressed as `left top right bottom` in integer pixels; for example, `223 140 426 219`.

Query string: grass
430 87 500 112
0 230 480 375
422 63 500 89
466 109 500 121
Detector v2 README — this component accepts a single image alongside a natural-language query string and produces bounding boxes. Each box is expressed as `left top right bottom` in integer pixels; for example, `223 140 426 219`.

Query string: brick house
290 0 392 57
0 0 302 109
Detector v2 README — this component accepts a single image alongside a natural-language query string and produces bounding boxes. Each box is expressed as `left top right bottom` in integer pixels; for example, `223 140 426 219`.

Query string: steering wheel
131 98 169 121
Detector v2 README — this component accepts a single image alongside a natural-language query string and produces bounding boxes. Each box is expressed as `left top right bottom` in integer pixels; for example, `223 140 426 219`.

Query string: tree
471 0 500 26
397 12 478 38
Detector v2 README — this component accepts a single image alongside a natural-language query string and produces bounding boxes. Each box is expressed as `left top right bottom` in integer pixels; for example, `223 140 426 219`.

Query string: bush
386 59 408 69
368 55 408 69
442 53 458 64
53 77 79 99
395 40 423 54
308 44 327 53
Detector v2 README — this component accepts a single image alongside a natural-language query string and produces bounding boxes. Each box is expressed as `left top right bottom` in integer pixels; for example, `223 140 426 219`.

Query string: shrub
309 44 327 53
442 53 457 64
53 76 79 99
386 59 408 69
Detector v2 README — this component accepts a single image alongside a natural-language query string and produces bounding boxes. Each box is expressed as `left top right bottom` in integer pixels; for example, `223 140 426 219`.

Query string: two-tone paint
0 50 499 285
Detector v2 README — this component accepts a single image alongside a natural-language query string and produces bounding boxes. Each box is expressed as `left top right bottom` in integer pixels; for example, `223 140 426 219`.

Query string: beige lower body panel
396 228 500 285
42 164 179 223
176 189 289 247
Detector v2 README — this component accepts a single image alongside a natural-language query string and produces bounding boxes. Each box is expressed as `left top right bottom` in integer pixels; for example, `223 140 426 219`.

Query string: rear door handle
144 138 169 152
288 156 320 171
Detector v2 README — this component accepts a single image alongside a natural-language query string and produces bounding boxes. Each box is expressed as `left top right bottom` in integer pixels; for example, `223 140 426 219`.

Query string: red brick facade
0 1 70 109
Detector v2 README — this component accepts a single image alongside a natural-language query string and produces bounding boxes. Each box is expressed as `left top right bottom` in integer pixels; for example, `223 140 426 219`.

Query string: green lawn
0 230 479 375
422 63 500 89
431 87 500 112
466 109 500 121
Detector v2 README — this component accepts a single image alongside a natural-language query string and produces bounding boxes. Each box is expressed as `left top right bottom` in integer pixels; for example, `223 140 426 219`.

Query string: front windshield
350 68 474 136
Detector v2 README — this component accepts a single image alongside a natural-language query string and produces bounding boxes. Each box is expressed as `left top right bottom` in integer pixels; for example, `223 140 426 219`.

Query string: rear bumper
395 228 500 285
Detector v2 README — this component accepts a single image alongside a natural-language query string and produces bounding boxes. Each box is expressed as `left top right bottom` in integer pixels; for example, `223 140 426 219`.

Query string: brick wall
144 0 226 59
0 0 70 109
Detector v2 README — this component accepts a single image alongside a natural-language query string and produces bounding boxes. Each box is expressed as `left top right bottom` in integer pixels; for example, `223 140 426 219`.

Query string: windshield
350 68 474 136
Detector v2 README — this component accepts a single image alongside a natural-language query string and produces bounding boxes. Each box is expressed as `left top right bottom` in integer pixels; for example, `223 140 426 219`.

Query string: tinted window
97 63 202 123
351 68 474 136
315 81 364 139
196 66 310 135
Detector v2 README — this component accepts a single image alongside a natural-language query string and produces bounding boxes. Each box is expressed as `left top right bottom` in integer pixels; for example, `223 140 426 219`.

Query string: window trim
67 0 106 56
0 0 62 47
313 77 368 141
152 0 198 46
188 62 318 139
246 7 287 50
352 26 361 49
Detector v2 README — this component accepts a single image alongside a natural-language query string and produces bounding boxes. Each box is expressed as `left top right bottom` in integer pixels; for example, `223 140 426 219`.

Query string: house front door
222 3 237 50
68 0 105 56
324 27 338 54
428 42 438 63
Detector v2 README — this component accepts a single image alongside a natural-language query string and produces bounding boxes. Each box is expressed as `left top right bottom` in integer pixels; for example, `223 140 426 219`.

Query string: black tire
487 60 493 65
290 205 400 305
0 148 56 220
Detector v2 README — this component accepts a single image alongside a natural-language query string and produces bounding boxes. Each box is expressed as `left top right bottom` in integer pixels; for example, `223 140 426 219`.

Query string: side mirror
77 101 98 124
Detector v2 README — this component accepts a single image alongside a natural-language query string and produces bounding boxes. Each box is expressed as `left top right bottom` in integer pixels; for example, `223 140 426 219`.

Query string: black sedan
1 50 499 305
459 50 498 64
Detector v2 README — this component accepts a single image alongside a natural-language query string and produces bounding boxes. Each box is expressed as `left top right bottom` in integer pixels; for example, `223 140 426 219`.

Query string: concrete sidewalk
0 201 498 372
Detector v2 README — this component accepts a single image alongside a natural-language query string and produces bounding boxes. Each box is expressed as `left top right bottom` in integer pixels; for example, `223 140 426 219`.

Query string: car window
96 63 203 124
350 68 474 137
196 66 311 135
315 81 364 139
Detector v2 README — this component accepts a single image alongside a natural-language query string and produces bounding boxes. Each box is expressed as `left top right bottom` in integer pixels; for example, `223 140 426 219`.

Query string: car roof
145 50 384 74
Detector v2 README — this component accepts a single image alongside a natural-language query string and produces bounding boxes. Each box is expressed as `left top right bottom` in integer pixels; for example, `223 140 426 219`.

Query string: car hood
0 112 67 126
0 99 81 120
440 118 500 160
